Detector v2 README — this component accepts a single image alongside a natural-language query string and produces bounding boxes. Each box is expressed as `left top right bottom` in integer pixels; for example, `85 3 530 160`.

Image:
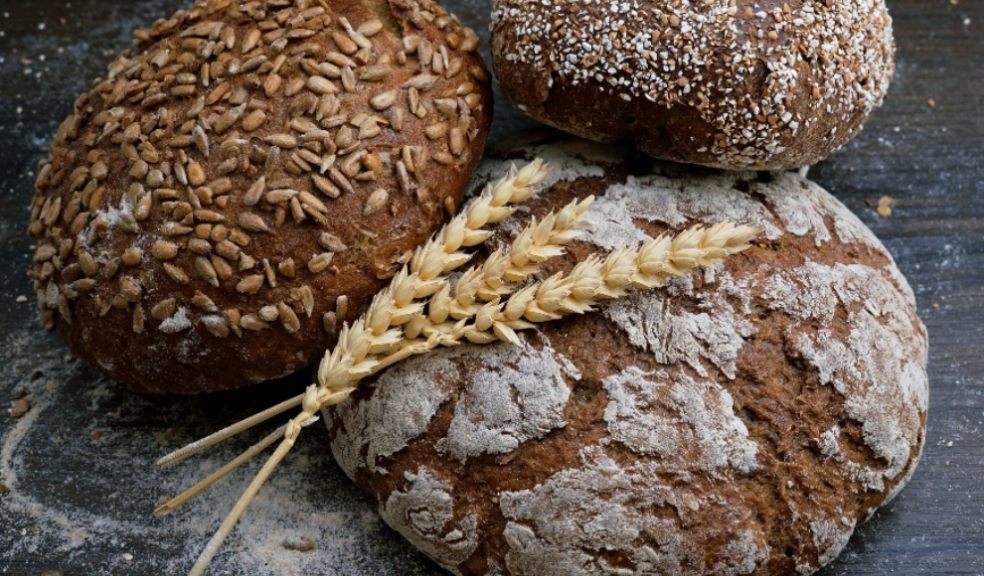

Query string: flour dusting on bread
499 447 706 576
437 335 577 462
602 367 758 474
764 262 927 486
330 352 458 477
332 335 580 473
379 467 479 572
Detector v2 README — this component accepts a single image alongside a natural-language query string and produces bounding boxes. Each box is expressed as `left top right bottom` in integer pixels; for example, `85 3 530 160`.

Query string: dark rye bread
326 140 929 575
491 0 895 170
27 0 492 394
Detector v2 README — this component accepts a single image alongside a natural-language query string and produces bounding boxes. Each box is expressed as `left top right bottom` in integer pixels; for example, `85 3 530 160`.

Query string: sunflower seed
322 311 337 334
335 294 349 319
194 256 219 287
236 274 264 294
278 258 296 279
277 302 301 333
314 234 345 255
151 298 178 321
237 212 269 232
264 133 298 149
242 109 267 131
240 314 269 331
307 252 334 273
307 76 335 95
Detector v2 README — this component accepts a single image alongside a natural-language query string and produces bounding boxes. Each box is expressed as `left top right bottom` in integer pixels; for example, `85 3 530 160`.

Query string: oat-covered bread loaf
327 139 928 575
491 1 894 170
27 0 492 394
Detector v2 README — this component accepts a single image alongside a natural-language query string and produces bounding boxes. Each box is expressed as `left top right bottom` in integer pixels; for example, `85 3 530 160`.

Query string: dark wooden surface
1 1 982 575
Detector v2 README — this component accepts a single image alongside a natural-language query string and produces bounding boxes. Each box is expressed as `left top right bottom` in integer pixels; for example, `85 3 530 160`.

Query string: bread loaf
27 0 492 393
491 1 895 170
327 139 928 575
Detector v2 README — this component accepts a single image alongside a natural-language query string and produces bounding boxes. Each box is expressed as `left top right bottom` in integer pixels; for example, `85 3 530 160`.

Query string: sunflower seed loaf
491 0 895 170
27 0 492 394
327 139 929 575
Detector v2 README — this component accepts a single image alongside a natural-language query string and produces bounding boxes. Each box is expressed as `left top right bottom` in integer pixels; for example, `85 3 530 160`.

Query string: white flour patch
602 367 758 474
378 467 478 573
158 307 192 334
329 351 458 478
578 194 654 251
603 284 754 380
470 139 619 191
436 335 576 462
765 263 928 487
498 446 703 576
601 173 784 240
809 516 856 566
712 530 771 576
330 335 579 472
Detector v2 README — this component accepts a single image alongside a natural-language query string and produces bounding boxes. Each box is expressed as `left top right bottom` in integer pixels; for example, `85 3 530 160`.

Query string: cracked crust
327 139 928 575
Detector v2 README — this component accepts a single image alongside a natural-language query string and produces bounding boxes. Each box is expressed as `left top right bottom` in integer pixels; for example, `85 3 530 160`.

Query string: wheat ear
319 221 760 403
316 195 594 400
464 221 759 338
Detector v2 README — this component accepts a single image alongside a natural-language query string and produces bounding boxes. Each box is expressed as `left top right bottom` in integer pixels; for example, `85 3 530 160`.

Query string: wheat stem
157 393 305 468
187 413 315 576
154 424 287 515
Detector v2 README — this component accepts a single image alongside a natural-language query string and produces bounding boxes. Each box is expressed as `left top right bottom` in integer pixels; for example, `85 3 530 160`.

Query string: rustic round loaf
491 0 895 170
327 139 929 575
27 0 492 393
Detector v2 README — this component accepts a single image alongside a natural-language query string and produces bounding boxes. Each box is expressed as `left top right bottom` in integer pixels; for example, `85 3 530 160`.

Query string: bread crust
328 139 929 576
491 0 895 170
28 0 492 394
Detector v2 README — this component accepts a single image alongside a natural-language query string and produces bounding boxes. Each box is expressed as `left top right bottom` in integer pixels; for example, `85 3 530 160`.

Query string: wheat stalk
185 202 592 576
160 160 759 576
170 160 572 575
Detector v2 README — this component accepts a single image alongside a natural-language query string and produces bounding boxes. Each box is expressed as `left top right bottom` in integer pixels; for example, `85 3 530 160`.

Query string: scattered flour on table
0 328 432 575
